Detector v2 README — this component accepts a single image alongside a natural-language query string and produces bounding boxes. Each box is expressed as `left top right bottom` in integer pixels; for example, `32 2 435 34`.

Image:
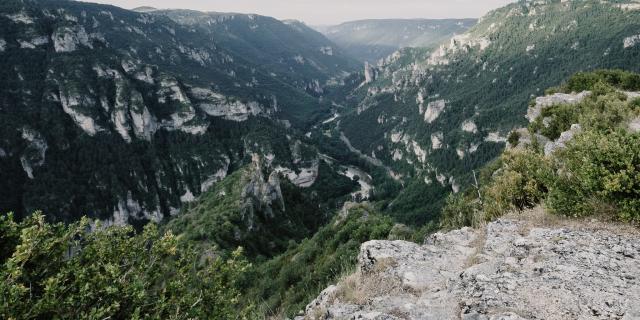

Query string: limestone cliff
301 209 640 320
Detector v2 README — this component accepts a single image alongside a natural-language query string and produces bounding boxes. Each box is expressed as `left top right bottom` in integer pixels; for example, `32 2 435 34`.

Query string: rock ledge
300 215 640 320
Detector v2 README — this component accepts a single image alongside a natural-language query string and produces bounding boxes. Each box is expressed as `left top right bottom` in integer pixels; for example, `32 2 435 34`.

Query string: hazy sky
83 0 516 25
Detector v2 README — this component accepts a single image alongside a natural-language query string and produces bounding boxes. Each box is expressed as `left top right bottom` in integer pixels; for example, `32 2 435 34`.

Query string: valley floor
301 207 640 320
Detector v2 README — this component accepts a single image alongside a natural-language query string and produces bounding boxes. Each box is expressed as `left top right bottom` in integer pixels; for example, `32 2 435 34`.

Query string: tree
0 212 252 320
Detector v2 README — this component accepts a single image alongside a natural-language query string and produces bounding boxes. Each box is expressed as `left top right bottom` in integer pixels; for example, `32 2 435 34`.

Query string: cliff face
301 210 640 320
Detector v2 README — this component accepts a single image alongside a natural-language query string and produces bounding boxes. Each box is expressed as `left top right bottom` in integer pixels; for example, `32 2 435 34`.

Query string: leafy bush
245 205 393 317
440 193 480 229
0 213 251 320
547 130 640 222
507 130 521 147
481 149 553 220
565 70 640 93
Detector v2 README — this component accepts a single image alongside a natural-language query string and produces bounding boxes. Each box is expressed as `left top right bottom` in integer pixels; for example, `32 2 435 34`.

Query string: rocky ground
299 209 640 320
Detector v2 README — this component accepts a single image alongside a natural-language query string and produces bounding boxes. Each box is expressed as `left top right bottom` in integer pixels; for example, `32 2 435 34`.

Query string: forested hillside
0 0 357 224
442 69 640 228
317 19 476 63
335 0 640 224
2 0 640 319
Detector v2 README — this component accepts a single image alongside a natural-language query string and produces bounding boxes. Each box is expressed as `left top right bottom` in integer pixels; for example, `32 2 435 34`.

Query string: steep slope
333 0 640 223
317 19 476 63
166 153 361 257
301 70 640 319
0 0 356 223
149 9 360 97
301 210 640 319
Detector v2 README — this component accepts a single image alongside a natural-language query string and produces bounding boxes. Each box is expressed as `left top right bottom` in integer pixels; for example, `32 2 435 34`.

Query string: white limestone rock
4 12 34 24
364 62 377 84
157 79 209 134
201 158 230 192
18 36 49 49
58 86 102 136
191 87 263 122
275 161 319 188
527 91 591 122
431 132 443 150
340 166 373 201
390 131 404 143
320 46 333 56
112 78 158 141
424 100 446 123
485 131 507 143
129 97 157 141
629 116 640 133
544 124 582 156
52 26 93 53
624 34 640 48
392 149 403 161
180 189 196 203
96 192 163 229
461 120 478 133
304 216 640 320
19 128 48 179
411 141 427 163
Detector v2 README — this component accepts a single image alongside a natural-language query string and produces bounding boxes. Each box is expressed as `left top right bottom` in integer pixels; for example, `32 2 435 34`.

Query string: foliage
337 0 640 228
563 69 640 93
0 212 251 320
547 130 640 222
481 150 552 220
244 205 394 317
443 70 640 228
440 193 480 229
507 130 521 147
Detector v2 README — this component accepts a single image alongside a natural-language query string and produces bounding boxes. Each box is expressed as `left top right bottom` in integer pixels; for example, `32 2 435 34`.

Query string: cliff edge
300 209 640 320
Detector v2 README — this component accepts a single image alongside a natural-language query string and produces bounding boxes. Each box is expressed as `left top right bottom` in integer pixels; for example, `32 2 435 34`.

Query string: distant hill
316 19 476 63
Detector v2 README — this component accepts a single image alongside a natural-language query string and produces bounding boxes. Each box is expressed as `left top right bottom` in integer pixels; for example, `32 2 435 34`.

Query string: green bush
245 205 393 317
440 193 480 229
0 213 252 320
565 70 640 93
507 130 521 147
481 149 553 220
547 130 640 222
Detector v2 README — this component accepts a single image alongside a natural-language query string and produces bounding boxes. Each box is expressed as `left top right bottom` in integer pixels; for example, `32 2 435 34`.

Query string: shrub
440 193 480 229
0 213 252 320
507 130 521 147
547 130 640 222
482 149 552 220
565 70 640 92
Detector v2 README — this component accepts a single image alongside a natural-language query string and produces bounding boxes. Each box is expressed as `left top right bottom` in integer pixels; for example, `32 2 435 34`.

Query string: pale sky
82 0 516 25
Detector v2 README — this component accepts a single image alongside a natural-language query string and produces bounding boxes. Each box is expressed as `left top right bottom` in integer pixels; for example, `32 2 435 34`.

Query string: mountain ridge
316 18 476 63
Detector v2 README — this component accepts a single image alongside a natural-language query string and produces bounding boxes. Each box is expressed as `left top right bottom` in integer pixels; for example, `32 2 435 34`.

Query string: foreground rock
300 212 640 320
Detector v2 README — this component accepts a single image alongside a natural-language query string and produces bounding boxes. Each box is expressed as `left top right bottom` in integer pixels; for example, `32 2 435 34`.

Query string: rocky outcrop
191 87 263 122
544 123 582 156
19 128 48 179
526 91 591 122
241 155 286 228
302 213 640 319
52 25 93 52
424 100 446 124
364 62 377 84
623 34 640 49
275 161 319 188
